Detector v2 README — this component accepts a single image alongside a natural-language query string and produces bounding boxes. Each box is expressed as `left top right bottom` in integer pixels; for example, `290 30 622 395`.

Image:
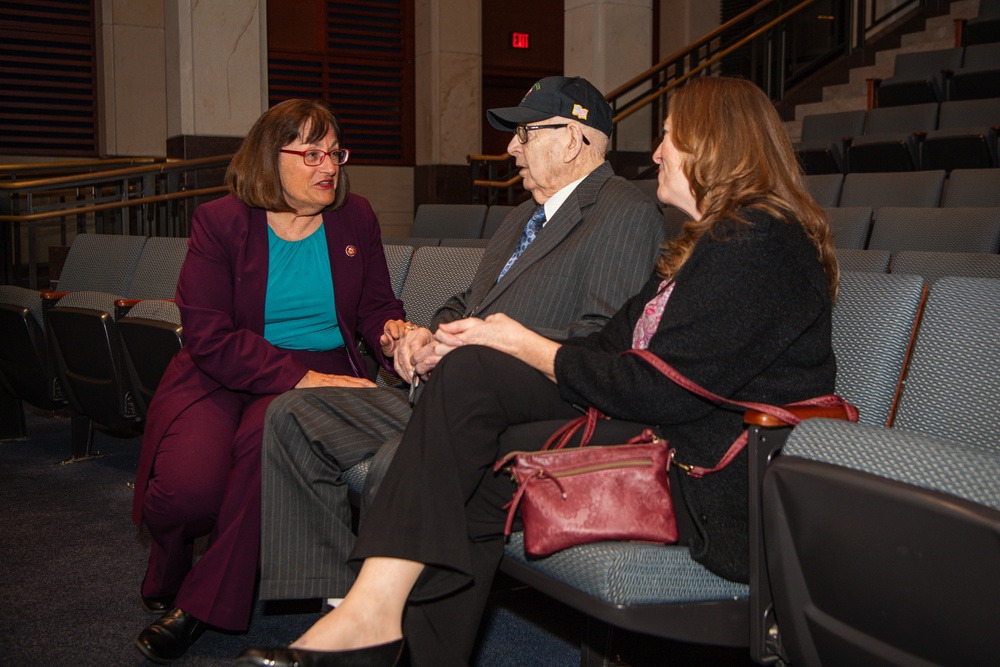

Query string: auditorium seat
45 237 188 459
439 238 490 248
839 171 945 208
0 234 148 440
920 97 1000 171
825 207 872 249
847 103 938 172
960 0 1000 47
804 173 844 207
949 43 1000 101
890 250 1000 284
867 207 1000 254
761 276 1000 667
795 109 867 174
381 243 414 299
382 236 440 249
875 47 963 108
116 299 183 417
941 168 1000 206
482 205 516 238
410 204 487 239
835 248 891 273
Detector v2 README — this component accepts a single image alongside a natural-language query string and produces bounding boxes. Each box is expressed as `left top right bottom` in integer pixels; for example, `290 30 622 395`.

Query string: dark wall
481 2 564 155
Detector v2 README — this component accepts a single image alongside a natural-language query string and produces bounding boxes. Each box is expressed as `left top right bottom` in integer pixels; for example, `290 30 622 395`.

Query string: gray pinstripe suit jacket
434 161 664 339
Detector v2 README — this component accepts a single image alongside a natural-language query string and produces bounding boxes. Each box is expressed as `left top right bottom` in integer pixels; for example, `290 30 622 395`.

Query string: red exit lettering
511 32 530 49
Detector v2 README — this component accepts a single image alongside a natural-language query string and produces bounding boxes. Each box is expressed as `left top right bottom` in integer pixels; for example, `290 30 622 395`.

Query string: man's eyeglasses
515 124 590 145
280 148 350 166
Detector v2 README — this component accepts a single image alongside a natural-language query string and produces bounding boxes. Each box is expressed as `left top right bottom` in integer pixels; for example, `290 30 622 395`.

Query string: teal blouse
264 223 345 352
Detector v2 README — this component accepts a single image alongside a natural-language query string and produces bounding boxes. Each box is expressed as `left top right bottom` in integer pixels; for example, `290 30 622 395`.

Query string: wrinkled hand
379 319 416 357
411 334 462 379
434 313 528 355
434 314 559 381
392 325 433 383
295 370 376 389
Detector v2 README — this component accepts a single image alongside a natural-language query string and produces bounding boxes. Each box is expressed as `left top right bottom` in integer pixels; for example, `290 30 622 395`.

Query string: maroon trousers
140 387 273 631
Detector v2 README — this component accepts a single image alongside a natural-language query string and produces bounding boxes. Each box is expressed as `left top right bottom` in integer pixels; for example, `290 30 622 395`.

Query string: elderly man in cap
257 75 663 606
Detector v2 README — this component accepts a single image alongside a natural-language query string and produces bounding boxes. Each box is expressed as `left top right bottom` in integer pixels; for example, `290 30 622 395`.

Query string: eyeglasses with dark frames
280 148 350 166
515 124 590 145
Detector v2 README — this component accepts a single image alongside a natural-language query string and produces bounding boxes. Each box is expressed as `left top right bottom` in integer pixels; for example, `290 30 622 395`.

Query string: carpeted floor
0 407 755 666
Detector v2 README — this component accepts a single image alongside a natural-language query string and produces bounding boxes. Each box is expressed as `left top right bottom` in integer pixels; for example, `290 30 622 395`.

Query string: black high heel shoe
235 638 407 667
134 607 208 664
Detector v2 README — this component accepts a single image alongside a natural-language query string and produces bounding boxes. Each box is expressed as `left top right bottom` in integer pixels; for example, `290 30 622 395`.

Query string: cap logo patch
521 82 541 103
572 104 589 120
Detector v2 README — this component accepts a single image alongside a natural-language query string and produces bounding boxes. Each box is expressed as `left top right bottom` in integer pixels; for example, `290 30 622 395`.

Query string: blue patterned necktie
497 205 546 281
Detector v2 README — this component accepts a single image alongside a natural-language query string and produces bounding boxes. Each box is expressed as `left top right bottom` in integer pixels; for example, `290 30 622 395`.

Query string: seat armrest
744 404 852 428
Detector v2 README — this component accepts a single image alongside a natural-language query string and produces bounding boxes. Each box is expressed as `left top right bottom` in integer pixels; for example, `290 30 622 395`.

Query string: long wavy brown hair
655 77 839 301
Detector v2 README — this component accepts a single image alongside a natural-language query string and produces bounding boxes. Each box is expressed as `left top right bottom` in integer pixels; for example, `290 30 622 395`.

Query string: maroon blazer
132 193 404 526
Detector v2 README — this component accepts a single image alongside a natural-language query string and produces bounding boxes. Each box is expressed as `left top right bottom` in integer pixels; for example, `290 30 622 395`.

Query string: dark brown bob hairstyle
225 99 350 213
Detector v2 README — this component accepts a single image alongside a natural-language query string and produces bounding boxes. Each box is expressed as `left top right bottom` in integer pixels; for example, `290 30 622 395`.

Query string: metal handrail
0 185 229 223
0 155 233 191
1 154 233 288
613 0 817 125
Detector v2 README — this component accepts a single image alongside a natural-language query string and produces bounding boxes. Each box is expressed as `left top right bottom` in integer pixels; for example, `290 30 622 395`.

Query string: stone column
564 0 654 160
96 0 168 156
164 0 267 158
413 0 482 205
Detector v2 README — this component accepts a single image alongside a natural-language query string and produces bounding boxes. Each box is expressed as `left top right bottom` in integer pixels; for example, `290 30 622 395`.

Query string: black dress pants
350 345 665 666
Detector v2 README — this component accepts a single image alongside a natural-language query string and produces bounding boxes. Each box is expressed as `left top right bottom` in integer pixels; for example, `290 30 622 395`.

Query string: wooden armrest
40 291 68 301
744 404 852 428
114 298 174 320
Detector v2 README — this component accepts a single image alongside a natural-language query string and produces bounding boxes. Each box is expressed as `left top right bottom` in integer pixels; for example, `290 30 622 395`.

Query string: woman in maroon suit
132 99 410 663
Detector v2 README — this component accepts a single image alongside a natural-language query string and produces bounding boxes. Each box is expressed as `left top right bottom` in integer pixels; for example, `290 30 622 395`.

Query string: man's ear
563 124 587 162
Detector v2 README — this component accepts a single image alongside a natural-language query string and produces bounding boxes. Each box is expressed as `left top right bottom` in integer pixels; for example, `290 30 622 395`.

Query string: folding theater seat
45 236 187 459
410 204 488 239
762 277 1000 667
941 168 1000 207
847 103 938 172
0 233 147 440
874 47 963 108
795 110 867 174
839 170 946 208
867 207 1000 254
949 43 1000 101
921 98 1000 171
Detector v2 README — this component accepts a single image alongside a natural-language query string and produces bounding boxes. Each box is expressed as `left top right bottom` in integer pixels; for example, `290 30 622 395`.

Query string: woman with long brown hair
239 76 839 667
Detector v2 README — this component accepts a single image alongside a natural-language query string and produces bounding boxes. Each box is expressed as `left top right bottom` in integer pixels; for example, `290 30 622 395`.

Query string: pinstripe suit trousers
259 385 413 599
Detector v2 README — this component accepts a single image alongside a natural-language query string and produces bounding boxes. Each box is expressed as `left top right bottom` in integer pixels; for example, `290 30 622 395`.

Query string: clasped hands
390 314 531 384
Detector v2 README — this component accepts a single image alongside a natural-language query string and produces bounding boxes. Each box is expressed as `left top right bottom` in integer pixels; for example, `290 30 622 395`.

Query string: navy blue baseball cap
487 76 613 137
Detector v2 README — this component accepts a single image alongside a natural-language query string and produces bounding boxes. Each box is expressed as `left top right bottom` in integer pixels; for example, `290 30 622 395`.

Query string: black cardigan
554 208 836 582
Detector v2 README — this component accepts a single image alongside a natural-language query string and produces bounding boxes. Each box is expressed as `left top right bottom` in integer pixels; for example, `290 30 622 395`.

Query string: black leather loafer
236 639 407 667
141 593 176 614
134 607 207 664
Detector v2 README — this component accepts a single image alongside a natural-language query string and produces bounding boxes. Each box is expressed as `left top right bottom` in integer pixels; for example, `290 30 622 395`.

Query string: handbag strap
623 348 858 478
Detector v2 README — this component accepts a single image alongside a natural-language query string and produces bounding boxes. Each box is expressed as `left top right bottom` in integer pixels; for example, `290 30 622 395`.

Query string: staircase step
948 0 983 20
901 22 955 46
823 79 868 101
784 119 803 143
795 96 868 120
848 62 894 84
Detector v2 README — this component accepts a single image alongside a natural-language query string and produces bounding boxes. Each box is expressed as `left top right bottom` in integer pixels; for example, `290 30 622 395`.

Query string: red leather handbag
494 349 858 557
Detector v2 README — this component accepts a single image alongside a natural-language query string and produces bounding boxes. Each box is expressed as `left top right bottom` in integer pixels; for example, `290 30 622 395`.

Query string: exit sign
511 32 530 49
